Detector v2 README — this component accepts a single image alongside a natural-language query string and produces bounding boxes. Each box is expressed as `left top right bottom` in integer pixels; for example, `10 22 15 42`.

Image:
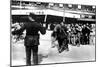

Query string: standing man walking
12 13 46 65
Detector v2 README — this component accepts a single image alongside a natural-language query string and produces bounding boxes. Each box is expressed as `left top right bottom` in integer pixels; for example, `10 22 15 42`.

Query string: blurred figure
75 24 81 46
51 22 69 53
50 23 55 30
82 24 91 45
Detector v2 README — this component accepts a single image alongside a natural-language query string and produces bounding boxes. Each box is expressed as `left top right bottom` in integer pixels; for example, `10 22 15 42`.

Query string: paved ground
11 31 95 66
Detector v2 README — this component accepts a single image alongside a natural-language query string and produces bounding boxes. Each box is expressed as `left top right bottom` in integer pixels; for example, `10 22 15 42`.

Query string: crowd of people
50 22 95 46
50 22 95 53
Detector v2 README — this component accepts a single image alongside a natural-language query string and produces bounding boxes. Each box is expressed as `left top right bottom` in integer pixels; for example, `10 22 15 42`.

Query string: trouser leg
65 39 69 51
57 39 62 52
83 35 85 44
25 46 31 65
58 39 62 49
32 46 38 65
85 35 87 44
62 38 69 51
87 35 90 44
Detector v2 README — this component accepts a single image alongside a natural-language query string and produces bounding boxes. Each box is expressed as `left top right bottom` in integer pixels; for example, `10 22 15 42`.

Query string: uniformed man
12 13 46 65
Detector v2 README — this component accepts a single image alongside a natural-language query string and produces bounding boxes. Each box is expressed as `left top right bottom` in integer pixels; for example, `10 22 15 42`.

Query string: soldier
12 13 46 65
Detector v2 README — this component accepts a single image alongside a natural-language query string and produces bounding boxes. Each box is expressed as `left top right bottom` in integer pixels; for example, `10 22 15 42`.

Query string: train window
59 4 63 8
78 5 81 9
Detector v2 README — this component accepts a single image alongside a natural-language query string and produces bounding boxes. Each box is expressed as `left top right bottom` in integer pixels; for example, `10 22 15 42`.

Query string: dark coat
82 27 91 36
12 21 46 46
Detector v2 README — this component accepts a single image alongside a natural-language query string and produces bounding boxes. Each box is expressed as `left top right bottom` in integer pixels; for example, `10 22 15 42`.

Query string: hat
29 13 34 17
29 13 35 21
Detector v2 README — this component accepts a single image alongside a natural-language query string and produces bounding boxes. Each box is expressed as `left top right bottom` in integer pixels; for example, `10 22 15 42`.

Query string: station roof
15 0 96 6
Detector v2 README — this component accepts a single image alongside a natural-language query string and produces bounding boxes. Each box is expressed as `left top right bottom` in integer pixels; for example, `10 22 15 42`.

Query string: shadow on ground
38 54 48 64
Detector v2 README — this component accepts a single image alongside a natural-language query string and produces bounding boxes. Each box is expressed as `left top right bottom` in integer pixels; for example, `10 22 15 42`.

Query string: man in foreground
12 13 46 65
